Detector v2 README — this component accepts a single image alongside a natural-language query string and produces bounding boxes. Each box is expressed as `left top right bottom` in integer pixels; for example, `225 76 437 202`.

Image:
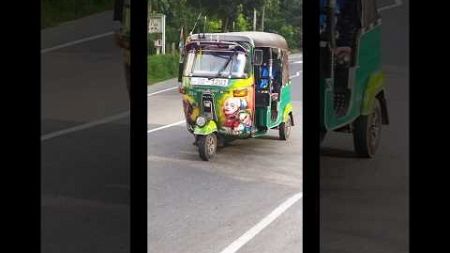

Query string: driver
258 63 270 89
335 0 360 64
271 59 282 101
320 0 361 64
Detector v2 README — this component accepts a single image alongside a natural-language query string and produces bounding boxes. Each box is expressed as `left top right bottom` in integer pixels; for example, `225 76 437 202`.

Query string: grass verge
148 54 179 85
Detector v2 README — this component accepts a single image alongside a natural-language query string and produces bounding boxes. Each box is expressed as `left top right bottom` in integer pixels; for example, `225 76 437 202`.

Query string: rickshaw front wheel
353 98 382 158
279 114 293 140
198 134 217 161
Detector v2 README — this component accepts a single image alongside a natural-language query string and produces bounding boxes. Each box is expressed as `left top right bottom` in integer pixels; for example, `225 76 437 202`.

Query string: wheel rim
368 105 381 153
206 135 216 156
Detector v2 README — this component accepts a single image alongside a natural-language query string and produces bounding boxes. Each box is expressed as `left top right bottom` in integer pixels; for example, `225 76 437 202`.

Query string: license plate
191 77 228 87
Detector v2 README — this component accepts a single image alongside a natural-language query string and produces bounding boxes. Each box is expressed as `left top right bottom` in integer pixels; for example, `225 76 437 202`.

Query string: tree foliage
149 0 302 52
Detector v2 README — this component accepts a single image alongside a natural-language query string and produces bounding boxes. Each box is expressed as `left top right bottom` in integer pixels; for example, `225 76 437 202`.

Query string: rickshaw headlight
196 116 206 127
233 88 248 97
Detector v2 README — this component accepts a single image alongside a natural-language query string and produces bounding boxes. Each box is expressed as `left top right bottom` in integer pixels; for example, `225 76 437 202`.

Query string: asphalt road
41 11 130 253
320 1 409 252
147 54 303 253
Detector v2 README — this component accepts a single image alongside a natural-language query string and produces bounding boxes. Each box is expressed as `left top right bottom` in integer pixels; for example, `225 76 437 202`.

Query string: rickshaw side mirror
253 49 263 66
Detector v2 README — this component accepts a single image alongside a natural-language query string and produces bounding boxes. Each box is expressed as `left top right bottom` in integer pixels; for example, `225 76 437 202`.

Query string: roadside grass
148 54 179 85
290 48 302 54
42 0 114 29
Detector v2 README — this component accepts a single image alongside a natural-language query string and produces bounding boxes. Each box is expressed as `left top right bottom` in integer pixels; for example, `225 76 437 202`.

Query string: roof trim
188 32 289 50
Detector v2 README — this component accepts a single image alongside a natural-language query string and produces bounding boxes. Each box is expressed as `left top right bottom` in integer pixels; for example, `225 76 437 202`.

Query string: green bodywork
182 76 293 138
194 120 218 135
256 82 293 129
361 71 385 115
182 72 292 138
283 102 294 122
321 25 385 131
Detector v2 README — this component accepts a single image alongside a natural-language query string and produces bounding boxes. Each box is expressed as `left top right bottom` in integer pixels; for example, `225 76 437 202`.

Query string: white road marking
378 0 403 11
147 120 185 133
41 111 130 141
291 60 303 64
290 71 302 79
219 192 303 253
41 31 114 54
148 86 178 96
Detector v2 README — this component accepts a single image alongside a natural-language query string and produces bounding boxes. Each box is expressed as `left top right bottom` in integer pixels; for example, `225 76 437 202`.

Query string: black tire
353 98 382 158
198 134 217 161
279 114 293 140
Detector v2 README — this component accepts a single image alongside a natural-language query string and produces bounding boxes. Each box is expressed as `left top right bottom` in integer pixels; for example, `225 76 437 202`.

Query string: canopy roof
188 32 289 51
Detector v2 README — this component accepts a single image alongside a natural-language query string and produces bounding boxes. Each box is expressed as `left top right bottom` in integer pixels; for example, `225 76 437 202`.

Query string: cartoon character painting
238 111 252 132
222 97 252 135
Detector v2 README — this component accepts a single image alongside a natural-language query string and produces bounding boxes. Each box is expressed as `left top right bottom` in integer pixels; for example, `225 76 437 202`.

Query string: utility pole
162 14 166 54
261 4 265 31
147 1 152 18
203 16 207 33
253 8 257 31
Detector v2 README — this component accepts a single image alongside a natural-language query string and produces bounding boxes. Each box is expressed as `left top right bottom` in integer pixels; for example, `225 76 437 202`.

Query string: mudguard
361 71 385 116
283 102 294 125
194 120 218 135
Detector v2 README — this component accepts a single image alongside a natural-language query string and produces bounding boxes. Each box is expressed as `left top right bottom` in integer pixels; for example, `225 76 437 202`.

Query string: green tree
149 0 302 53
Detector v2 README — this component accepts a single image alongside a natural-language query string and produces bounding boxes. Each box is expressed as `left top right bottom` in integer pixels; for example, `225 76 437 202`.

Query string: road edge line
219 192 303 253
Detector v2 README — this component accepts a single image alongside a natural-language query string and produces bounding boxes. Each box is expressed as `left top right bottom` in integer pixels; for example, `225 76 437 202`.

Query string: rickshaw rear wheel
198 134 217 161
279 114 293 140
353 98 382 158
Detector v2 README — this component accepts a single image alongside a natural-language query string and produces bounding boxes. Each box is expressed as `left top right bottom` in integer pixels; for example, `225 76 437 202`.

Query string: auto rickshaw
178 32 294 161
320 0 389 157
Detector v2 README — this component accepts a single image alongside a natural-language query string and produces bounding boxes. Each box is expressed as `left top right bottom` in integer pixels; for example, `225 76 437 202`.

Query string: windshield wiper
214 53 235 78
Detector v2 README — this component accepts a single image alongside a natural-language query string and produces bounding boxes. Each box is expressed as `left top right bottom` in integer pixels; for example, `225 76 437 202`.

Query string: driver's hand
334 47 352 64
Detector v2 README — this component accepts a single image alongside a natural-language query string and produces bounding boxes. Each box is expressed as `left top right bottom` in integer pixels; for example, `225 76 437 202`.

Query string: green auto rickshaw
320 0 389 157
178 32 294 161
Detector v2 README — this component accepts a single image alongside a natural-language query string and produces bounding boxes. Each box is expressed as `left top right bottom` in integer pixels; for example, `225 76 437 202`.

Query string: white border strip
41 111 130 141
41 31 114 54
147 86 178 97
378 0 403 12
147 120 185 133
219 192 303 253
290 71 302 79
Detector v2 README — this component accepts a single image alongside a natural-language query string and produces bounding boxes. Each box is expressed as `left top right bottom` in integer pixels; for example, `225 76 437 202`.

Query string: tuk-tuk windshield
184 50 249 79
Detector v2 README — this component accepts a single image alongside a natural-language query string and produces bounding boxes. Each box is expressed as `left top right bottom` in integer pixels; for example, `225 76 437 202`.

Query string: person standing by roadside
113 0 131 97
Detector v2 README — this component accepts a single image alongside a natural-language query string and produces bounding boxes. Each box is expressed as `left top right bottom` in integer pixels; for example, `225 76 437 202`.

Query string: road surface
320 1 409 252
147 54 303 253
41 11 130 253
